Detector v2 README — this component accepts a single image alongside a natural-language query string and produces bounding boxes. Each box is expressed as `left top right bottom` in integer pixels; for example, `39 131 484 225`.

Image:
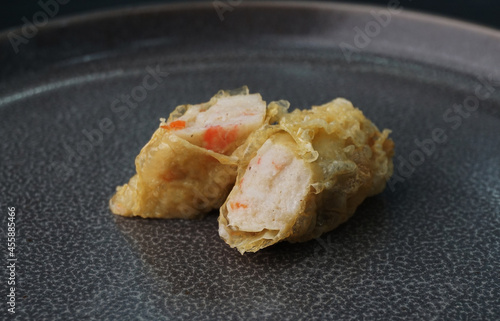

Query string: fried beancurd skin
110 87 271 219
219 98 394 253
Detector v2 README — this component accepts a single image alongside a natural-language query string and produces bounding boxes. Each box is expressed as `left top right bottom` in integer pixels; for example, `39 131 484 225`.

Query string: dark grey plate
1 2 499 320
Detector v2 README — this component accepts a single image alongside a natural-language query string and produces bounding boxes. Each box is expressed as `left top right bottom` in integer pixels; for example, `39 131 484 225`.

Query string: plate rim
1 1 500 40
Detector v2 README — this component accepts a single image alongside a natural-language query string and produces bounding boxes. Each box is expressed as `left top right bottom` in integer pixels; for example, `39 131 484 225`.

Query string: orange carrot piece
230 202 248 210
203 125 238 153
161 120 186 131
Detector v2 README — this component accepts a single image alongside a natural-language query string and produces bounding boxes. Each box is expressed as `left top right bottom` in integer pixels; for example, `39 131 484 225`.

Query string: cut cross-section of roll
110 87 269 219
219 98 395 253
226 134 312 232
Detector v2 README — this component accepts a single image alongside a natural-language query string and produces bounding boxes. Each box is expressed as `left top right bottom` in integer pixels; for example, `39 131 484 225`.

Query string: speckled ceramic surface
1 2 499 320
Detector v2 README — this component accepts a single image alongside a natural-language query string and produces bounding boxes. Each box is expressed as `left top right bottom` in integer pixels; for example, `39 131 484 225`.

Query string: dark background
0 0 499 32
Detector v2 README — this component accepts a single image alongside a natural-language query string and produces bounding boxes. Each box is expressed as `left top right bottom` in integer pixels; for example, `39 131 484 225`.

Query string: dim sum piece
110 87 268 219
219 98 394 253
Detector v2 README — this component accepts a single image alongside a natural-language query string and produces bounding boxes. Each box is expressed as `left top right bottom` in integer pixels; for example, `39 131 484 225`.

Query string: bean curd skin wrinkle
219 98 394 253
110 87 270 219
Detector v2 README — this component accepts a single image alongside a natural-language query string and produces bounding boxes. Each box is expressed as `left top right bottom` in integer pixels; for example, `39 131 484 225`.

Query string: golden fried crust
110 87 270 219
110 127 238 219
219 98 394 253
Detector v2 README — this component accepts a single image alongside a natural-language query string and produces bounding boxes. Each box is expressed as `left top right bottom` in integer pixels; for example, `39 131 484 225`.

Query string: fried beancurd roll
110 87 269 219
219 98 395 253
